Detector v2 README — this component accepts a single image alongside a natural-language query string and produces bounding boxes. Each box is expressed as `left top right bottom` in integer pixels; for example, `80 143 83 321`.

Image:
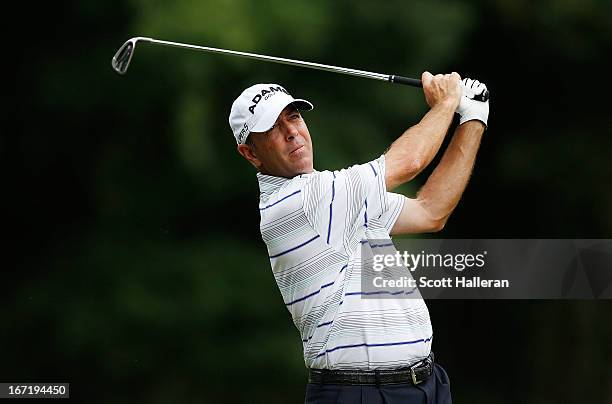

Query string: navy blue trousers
304 363 452 404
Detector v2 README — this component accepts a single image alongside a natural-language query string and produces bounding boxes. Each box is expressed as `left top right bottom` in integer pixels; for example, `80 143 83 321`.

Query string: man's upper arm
390 196 445 235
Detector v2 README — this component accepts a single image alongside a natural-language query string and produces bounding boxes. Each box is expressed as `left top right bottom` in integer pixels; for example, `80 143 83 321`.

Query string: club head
111 37 152 74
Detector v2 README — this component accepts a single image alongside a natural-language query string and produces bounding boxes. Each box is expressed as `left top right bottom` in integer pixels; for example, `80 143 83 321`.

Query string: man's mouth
289 145 304 156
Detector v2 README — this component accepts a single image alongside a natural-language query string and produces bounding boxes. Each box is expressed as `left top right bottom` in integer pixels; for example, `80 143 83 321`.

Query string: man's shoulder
258 170 338 216
258 175 306 214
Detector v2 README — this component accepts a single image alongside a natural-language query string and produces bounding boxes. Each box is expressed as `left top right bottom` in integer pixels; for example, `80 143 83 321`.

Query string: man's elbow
385 143 431 187
416 198 451 233
408 156 427 180
396 156 426 184
428 217 447 233
423 207 450 233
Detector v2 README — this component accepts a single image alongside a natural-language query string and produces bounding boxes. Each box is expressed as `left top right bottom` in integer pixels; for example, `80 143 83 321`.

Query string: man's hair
245 135 254 147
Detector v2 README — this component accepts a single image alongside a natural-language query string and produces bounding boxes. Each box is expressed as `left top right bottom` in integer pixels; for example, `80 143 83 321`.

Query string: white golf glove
456 78 489 127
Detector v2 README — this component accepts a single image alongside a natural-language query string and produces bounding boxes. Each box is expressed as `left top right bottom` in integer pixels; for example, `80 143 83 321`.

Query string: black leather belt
308 353 434 386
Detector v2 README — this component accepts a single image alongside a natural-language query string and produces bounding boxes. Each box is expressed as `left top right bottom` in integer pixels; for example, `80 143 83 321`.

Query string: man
229 72 489 404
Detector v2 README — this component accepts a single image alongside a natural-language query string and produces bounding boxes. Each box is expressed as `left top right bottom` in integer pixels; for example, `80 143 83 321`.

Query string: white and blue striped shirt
257 155 433 370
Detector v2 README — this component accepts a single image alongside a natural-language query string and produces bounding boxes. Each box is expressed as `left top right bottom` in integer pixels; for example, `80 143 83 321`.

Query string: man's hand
456 78 489 126
422 71 462 109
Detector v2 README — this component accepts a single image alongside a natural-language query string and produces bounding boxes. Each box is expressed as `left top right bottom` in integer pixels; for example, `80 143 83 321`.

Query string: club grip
391 74 490 102
474 90 490 102
390 75 422 87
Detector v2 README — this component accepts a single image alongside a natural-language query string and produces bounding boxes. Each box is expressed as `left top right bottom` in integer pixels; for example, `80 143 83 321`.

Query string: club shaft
138 37 422 87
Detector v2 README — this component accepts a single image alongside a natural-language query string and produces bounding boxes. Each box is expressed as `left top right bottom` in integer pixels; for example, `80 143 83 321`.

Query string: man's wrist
459 119 486 132
435 97 460 111
458 102 489 127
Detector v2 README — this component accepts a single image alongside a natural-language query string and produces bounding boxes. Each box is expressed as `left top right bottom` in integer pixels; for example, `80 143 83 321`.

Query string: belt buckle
409 360 424 385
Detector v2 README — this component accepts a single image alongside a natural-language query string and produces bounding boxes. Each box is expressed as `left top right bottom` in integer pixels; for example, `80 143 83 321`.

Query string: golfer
229 72 488 404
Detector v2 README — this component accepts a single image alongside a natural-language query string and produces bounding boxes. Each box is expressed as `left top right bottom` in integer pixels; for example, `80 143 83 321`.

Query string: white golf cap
229 83 313 144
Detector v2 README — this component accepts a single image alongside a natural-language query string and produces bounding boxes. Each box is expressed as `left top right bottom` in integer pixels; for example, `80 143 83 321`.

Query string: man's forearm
417 121 485 221
385 99 457 190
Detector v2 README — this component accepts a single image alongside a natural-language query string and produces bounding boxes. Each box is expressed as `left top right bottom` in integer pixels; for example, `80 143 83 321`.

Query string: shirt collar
256 171 317 198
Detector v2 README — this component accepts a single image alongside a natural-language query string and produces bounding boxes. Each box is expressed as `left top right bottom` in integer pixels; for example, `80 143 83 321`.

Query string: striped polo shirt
257 154 433 370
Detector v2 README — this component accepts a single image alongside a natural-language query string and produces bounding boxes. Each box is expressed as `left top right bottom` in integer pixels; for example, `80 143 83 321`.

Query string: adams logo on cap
229 83 314 145
248 85 289 114
238 123 249 144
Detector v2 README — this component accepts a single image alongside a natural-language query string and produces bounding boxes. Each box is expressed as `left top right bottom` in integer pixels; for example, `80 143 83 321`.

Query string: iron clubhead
111 37 152 74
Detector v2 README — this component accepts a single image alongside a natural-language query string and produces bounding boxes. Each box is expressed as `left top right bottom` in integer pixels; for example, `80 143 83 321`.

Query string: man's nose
283 122 299 141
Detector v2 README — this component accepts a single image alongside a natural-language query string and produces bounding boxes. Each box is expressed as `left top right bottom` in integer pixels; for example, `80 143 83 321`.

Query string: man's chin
297 159 314 174
288 163 314 177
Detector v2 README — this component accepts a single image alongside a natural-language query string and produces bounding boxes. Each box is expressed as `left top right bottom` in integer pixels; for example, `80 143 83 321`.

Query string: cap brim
250 98 314 133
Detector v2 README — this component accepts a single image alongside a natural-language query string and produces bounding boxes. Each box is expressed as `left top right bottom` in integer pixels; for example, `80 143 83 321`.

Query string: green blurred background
5 0 612 402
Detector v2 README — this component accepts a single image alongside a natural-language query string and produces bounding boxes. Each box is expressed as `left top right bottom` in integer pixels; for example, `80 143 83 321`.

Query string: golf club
112 37 489 102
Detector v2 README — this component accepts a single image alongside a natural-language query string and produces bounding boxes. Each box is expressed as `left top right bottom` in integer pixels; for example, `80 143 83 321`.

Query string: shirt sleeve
302 155 390 256
378 192 406 234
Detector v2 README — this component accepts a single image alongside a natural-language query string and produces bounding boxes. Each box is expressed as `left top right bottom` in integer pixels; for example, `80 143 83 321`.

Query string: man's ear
237 143 262 170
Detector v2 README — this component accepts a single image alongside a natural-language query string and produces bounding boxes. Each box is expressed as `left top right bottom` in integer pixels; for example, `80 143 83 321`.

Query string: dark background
5 0 612 402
